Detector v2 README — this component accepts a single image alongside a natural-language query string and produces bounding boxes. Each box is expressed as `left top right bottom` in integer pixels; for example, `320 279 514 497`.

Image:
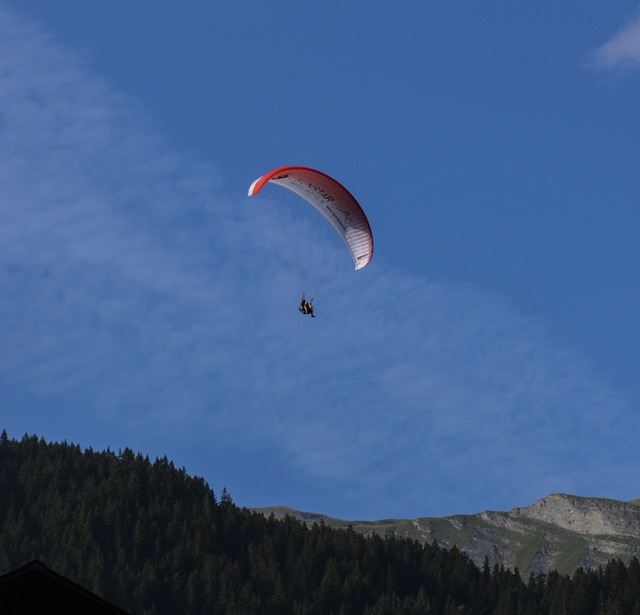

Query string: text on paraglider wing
290 177 335 204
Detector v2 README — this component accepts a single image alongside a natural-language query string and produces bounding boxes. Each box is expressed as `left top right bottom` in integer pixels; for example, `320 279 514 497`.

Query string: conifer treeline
1 432 639 614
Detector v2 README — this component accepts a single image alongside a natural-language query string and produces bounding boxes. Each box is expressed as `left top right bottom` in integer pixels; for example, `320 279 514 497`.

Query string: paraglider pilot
299 294 315 318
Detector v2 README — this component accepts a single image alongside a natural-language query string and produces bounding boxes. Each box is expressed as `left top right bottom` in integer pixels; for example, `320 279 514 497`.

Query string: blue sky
1 1 639 519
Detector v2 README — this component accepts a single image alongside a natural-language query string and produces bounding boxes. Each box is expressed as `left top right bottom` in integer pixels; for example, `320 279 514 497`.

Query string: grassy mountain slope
256 495 640 576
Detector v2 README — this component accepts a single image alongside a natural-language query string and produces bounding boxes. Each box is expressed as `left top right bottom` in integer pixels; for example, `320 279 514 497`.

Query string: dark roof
0 560 129 614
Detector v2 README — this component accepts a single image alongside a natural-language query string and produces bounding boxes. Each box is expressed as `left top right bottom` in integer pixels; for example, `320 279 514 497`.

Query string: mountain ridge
254 493 640 576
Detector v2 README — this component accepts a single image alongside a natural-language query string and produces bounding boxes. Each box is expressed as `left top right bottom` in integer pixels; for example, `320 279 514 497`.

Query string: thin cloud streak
590 6 640 70
1 4 638 518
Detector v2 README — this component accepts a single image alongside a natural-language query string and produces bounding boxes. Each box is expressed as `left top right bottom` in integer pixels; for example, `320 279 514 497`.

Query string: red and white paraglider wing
248 166 373 270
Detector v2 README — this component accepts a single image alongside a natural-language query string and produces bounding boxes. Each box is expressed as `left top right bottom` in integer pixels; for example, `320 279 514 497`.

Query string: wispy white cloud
1 4 638 518
590 6 640 71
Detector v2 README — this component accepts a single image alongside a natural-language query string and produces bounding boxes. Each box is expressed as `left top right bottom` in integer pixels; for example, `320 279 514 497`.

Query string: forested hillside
1 432 640 614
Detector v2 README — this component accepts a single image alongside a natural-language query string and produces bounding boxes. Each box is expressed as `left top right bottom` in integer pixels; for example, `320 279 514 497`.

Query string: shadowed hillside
2 431 640 614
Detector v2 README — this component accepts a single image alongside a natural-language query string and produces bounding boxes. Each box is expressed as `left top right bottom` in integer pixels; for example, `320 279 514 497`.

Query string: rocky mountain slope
255 494 640 576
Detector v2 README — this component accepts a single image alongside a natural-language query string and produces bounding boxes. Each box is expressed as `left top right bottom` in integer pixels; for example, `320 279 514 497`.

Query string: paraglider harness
299 294 315 318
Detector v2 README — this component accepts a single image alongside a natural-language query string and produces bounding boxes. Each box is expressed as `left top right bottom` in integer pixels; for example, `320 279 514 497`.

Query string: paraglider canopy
248 166 373 270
